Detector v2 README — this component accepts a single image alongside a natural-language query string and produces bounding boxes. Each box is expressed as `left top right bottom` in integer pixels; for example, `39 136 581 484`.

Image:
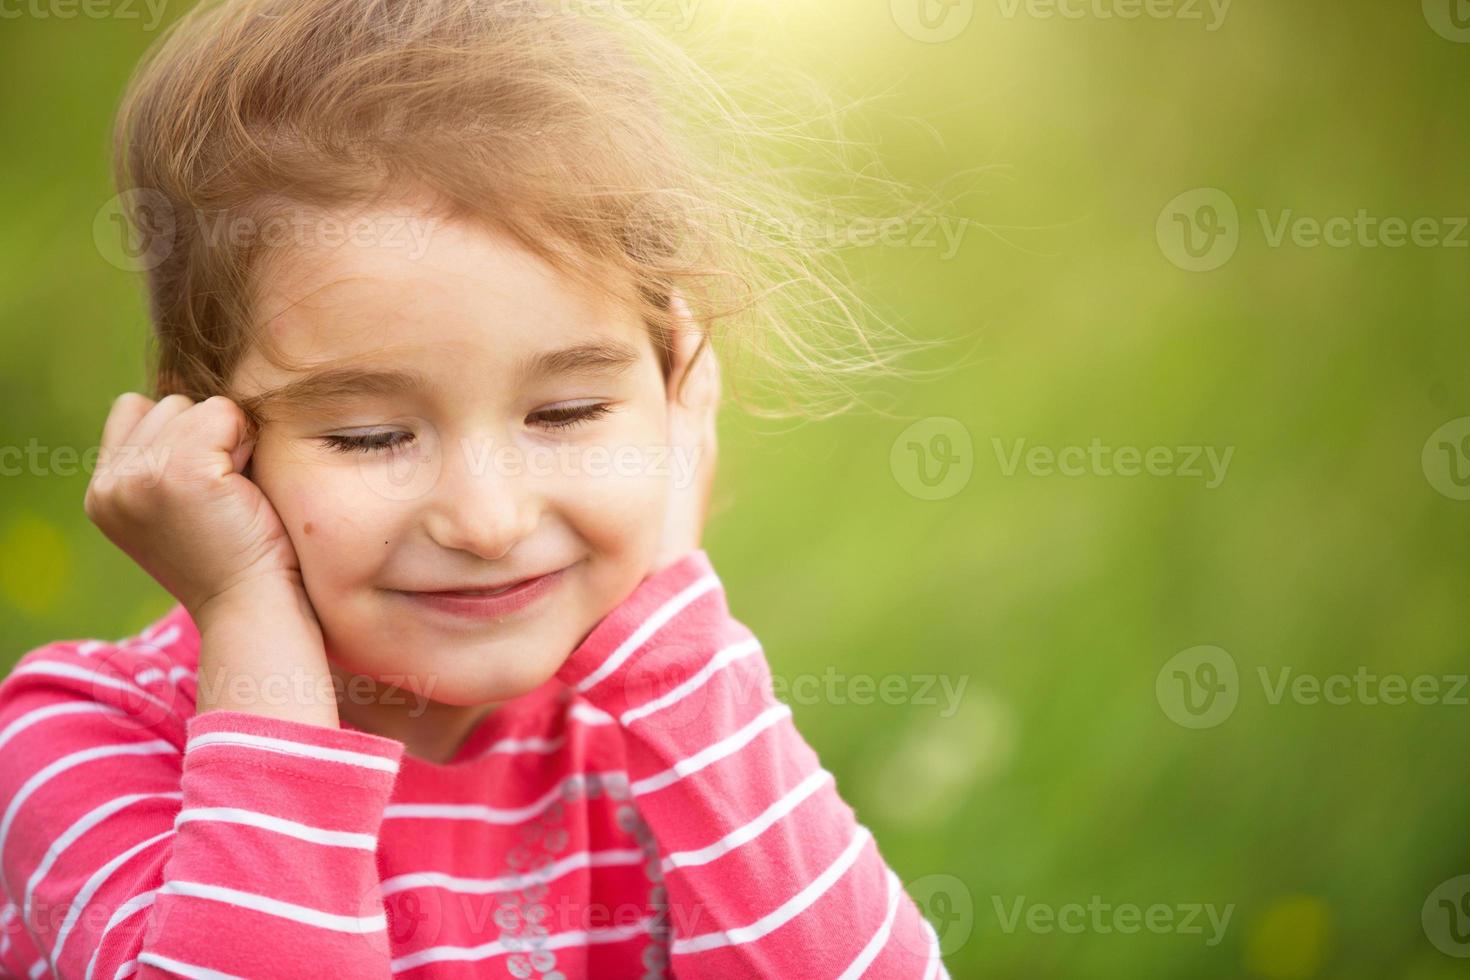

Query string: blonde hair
112 0 960 429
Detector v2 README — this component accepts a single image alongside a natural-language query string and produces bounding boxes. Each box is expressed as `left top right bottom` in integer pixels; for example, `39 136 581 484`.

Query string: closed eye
318 402 614 454
530 402 614 431
320 430 414 454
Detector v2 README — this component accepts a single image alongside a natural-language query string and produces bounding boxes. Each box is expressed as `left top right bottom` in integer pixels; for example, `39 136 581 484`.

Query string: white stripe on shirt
390 918 654 973
158 880 386 933
671 824 873 954
0 702 127 754
173 807 378 851
836 867 904 979
662 768 832 872
619 638 762 726
10 663 171 718
84 889 160 980
575 574 721 693
631 703 792 796
383 772 630 826
25 792 182 921
186 731 398 774
381 848 645 897
53 830 174 966
134 952 248 979
0 741 177 876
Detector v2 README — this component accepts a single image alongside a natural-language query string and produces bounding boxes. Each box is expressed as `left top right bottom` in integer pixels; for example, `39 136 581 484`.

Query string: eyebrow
240 340 644 417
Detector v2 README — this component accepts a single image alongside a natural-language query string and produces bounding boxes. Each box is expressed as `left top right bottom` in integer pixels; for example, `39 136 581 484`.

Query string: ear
665 291 703 405
665 292 720 415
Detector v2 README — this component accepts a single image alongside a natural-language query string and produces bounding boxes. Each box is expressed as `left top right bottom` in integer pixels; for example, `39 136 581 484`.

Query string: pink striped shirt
0 549 947 979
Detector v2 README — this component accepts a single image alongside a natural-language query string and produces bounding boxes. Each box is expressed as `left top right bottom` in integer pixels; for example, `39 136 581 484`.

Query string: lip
395 566 570 620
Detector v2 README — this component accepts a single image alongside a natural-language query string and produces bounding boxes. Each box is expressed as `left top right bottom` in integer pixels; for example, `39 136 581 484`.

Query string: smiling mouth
406 568 565 597
389 565 571 621
434 582 528 597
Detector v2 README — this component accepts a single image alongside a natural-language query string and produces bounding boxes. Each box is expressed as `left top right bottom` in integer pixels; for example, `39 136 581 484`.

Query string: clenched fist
84 393 307 623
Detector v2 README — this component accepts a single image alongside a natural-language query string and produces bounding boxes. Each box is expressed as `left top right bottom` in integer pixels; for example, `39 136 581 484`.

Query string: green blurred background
3 1 1469 977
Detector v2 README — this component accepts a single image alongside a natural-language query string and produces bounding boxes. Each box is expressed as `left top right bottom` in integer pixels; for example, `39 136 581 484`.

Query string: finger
123 393 196 448
99 393 156 454
154 395 254 477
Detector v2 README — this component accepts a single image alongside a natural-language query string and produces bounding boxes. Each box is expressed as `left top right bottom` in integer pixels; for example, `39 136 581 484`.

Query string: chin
404 649 565 706
322 632 560 705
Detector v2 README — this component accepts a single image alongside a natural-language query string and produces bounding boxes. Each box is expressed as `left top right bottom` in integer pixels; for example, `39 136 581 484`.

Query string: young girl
0 0 949 976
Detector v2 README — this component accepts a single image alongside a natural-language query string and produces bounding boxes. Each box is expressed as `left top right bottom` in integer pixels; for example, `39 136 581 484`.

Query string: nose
420 430 541 560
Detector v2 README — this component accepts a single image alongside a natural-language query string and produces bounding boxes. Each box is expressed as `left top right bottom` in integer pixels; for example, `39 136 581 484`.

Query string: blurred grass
3 1 1470 977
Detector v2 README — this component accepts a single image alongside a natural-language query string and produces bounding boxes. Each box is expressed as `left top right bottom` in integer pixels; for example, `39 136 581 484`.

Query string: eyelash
319 403 614 454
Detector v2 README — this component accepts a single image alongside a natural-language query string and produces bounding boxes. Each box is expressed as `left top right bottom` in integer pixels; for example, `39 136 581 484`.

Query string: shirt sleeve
0 638 404 980
555 550 951 979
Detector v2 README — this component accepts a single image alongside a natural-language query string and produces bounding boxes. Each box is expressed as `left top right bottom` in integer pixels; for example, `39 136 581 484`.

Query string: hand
650 292 721 574
84 393 309 623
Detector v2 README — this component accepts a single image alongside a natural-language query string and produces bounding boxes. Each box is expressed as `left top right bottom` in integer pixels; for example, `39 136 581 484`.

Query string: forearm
192 579 340 728
557 551 946 977
0 637 403 979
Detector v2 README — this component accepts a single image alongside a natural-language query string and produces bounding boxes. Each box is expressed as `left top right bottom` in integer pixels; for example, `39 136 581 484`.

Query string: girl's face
228 202 672 711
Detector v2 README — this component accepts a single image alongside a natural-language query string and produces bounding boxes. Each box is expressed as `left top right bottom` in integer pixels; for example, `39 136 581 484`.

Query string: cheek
552 452 670 556
254 456 401 579
567 405 670 544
